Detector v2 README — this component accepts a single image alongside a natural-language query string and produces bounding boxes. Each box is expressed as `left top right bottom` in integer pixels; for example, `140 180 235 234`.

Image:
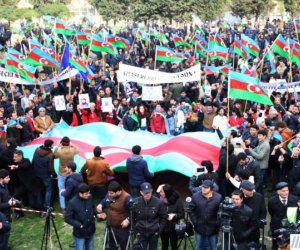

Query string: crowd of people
0 17 300 250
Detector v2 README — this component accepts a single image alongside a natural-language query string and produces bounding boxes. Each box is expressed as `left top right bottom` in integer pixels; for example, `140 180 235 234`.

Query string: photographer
97 181 131 250
189 161 219 194
131 182 167 250
240 180 266 249
230 190 258 249
190 179 222 250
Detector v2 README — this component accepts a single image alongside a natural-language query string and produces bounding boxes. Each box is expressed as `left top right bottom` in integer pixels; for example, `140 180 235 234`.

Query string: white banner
142 85 163 101
117 64 201 84
0 67 79 86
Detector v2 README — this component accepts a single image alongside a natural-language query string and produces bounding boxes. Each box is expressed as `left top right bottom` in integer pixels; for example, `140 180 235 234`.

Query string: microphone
185 197 192 203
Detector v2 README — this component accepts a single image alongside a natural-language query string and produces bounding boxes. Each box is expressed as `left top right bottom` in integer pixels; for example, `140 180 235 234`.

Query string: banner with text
117 64 201 84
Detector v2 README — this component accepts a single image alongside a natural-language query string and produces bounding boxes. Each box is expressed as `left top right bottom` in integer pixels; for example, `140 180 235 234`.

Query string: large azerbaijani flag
271 34 290 59
241 34 260 57
20 122 221 177
155 46 184 62
90 35 117 56
228 71 273 105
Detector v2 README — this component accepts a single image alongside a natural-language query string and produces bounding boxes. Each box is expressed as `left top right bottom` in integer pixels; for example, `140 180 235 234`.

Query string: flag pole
226 72 231 173
154 47 157 70
294 20 300 42
10 83 16 113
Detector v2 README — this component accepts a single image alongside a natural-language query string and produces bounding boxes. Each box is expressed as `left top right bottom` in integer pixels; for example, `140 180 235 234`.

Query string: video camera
274 219 300 248
218 197 235 226
12 197 22 207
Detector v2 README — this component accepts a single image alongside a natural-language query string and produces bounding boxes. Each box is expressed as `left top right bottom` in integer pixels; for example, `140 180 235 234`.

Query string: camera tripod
126 201 144 250
177 211 195 250
103 221 119 250
219 222 237 250
41 208 62 250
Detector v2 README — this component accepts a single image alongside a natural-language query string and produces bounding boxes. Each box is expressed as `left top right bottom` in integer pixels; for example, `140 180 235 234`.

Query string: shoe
15 213 25 220
69 242 76 248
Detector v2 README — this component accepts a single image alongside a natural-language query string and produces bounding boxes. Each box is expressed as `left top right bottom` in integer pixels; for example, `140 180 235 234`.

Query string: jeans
138 234 159 250
75 235 94 250
57 175 66 209
109 227 130 250
43 177 52 209
195 233 218 250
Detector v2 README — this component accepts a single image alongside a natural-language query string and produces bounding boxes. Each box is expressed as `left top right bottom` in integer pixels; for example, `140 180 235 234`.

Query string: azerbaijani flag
191 34 207 47
207 46 229 61
172 34 191 47
7 48 26 61
90 35 117 56
155 46 184 62
42 15 55 27
149 27 159 37
76 31 90 45
292 46 300 67
195 42 207 57
28 38 43 50
6 54 36 83
228 71 273 105
136 29 150 42
208 34 225 47
271 34 290 59
55 18 75 36
241 34 260 57
21 122 221 177
81 16 93 30
294 20 300 34
18 24 33 35
157 33 168 44
69 51 87 73
25 47 58 67
106 35 130 49
233 36 251 60
266 49 277 74
194 24 205 35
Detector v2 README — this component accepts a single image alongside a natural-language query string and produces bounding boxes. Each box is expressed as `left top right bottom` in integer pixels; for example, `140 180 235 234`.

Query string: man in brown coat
34 107 55 135
97 181 130 250
81 146 114 202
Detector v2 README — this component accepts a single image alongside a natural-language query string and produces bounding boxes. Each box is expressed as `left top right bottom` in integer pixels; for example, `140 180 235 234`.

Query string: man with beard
97 181 131 250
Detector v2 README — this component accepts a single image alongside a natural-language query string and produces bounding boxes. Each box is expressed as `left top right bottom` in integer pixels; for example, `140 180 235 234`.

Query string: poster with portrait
101 97 113 113
142 85 163 101
54 95 66 111
79 93 90 109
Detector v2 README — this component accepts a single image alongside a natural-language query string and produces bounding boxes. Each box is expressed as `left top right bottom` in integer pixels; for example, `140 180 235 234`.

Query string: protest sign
54 95 66 111
117 64 201 84
101 97 113 112
142 85 163 101
79 93 90 109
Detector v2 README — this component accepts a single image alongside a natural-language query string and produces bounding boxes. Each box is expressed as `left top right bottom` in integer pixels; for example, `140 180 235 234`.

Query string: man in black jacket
230 190 258 249
65 183 99 250
32 139 56 210
126 145 153 198
268 182 298 250
132 182 167 250
10 150 40 210
190 179 222 250
235 153 261 191
0 170 17 221
240 180 267 249
61 162 83 203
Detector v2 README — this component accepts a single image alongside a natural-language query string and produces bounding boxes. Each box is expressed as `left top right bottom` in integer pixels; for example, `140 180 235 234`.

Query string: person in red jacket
80 101 101 124
150 103 166 134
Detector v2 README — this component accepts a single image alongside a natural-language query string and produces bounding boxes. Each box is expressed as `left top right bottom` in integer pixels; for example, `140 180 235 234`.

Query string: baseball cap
140 182 153 193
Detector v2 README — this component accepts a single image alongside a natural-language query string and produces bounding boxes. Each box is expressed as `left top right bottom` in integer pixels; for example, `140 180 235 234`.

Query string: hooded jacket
61 173 83 202
32 145 56 179
126 154 152 187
